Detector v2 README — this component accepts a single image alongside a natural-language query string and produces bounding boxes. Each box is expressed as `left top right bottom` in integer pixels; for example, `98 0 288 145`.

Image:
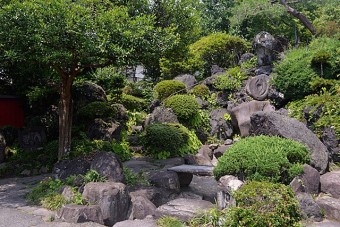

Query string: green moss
163 94 199 122
190 84 210 98
213 135 310 184
154 80 186 101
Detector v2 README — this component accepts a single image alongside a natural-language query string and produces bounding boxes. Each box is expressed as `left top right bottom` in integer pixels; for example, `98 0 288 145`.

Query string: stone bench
167 165 214 187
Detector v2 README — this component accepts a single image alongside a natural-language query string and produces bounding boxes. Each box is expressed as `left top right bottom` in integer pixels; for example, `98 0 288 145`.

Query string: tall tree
0 0 156 159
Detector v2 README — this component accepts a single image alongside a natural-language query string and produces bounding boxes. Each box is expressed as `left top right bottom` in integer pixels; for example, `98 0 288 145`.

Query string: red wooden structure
0 96 24 128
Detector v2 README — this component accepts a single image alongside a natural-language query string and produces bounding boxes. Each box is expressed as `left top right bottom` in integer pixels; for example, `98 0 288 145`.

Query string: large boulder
148 170 180 192
209 108 233 140
174 74 197 90
322 127 340 163
87 119 122 142
129 186 177 207
316 196 340 221
73 82 107 110
90 151 124 183
144 106 179 127
253 31 279 66
155 198 213 221
185 145 213 166
218 175 244 194
245 74 269 101
320 171 340 198
56 204 104 225
296 193 323 222
250 111 329 173
53 156 91 180
290 164 320 195
230 100 274 137
129 195 156 220
82 182 131 226
0 132 6 163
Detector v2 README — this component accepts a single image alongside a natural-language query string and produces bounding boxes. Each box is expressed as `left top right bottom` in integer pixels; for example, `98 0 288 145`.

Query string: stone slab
167 165 214 176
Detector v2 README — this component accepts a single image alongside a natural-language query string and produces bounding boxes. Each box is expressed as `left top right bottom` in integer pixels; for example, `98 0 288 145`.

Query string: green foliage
189 207 228 227
190 84 210 99
112 141 132 161
123 167 150 187
157 216 185 227
213 136 310 184
143 123 201 159
273 37 340 100
224 181 301 227
240 56 258 70
189 33 249 76
27 178 64 206
163 94 199 122
82 170 107 184
288 89 340 137
120 94 147 112
214 67 247 92
41 193 66 211
154 80 186 101
71 134 111 157
313 0 340 37
77 101 114 122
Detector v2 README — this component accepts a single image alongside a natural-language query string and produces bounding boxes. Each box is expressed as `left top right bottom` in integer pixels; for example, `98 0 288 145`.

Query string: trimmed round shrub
120 94 147 111
224 181 301 227
77 101 114 122
154 80 186 101
213 135 310 184
163 94 199 122
143 123 201 159
190 84 210 98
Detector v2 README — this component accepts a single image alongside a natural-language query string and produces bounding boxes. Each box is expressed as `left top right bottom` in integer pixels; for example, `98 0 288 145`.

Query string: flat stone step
167 165 214 176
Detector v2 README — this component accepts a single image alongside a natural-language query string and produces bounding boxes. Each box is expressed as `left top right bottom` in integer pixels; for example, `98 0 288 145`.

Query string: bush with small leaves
77 101 114 122
224 181 301 227
190 84 210 99
163 94 199 122
120 94 147 111
154 80 186 101
213 135 310 184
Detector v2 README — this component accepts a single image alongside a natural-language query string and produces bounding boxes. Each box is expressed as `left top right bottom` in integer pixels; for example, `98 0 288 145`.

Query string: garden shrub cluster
120 94 147 111
213 66 247 92
213 135 310 184
143 123 201 159
77 101 114 122
190 84 210 98
154 80 186 101
163 94 199 122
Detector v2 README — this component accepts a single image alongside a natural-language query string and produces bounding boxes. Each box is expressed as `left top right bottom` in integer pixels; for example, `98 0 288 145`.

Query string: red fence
0 96 24 128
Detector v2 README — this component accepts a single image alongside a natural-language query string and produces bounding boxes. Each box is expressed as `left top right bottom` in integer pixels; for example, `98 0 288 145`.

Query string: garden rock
290 164 320 195
61 186 76 202
253 31 278 66
129 186 177 207
230 100 274 137
239 53 255 65
90 151 124 183
249 111 329 173
185 145 213 166
82 182 131 226
73 82 107 110
316 196 340 220
148 169 180 192
87 119 122 142
129 195 156 220
174 74 197 90
111 103 129 123
296 193 323 222
254 65 273 75
202 74 219 90
123 159 159 174
211 65 225 75
320 171 340 198
154 157 185 169
245 74 269 101
209 108 233 140
57 204 104 225
213 145 231 159
322 127 340 162
144 106 179 126
267 87 285 108
0 132 6 163
113 218 158 227
218 175 244 194
53 156 91 180
196 97 209 109
155 198 213 221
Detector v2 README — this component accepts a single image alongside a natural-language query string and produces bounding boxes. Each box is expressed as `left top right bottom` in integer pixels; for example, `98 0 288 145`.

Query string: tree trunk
279 0 316 35
58 75 74 160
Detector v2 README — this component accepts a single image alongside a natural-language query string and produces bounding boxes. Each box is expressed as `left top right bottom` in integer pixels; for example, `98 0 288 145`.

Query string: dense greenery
213 136 310 184
213 66 247 92
154 80 187 101
143 123 201 159
163 94 200 122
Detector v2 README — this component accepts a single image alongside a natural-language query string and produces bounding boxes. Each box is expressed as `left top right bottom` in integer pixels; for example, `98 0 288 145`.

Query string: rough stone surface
61 186 76 202
174 74 197 90
296 193 323 222
218 175 244 194
154 158 185 169
111 104 129 123
322 127 340 163
57 205 104 225
87 119 122 142
290 164 320 195
148 170 180 191
167 165 214 176
129 186 177 207
185 145 213 166
129 195 156 220
82 182 131 226
90 151 124 183
245 74 269 101
73 82 107 110
253 31 278 66
53 156 91 180
155 198 213 221
113 218 158 227
213 145 231 159
320 171 340 199
123 160 159 174
230 100 274 137
250 111 329 174
255 65 273 75
316 196 340 221
209 108 233 140
144 106 179 126
239 53 255 65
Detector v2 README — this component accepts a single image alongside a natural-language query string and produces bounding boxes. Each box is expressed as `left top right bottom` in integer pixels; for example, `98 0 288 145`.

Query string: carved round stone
246 74 269 101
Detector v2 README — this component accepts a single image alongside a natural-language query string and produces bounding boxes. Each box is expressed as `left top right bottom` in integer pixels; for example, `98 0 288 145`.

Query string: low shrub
123 167 150 187
213 66 247 92
154 80 186 101
143 123 201 159
77 101 114 122
157 216 185 227
163 94 199 122
224 181 301 227
190 84 210 99
213 135 310 184
120 94 147 111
